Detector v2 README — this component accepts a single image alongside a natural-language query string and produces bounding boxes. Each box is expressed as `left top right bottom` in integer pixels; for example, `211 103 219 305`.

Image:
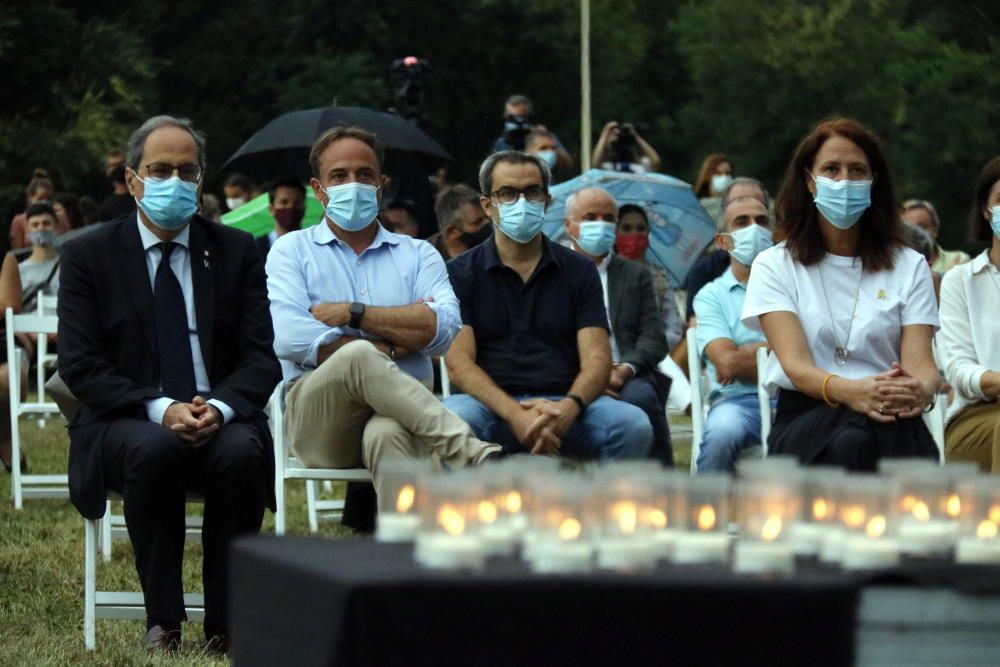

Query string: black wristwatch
349 302 366 329
565 393 586 413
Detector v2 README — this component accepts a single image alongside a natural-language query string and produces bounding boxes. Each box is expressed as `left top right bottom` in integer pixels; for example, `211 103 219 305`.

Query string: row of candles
374 456 1000 574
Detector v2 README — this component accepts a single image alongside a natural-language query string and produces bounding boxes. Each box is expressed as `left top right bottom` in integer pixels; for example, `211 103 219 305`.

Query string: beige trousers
945 401 1000 473
284 340 499 500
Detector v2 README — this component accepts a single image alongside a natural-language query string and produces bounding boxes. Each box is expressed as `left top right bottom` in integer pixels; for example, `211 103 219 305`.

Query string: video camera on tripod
390 56 430 122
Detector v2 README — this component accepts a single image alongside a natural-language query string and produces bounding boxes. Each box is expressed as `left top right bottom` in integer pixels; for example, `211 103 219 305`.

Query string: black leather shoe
144 623 181 653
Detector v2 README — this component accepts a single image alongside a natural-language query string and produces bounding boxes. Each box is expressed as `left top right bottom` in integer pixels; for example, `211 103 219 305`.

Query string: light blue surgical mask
133 172 199 230
28 229 57 248
494 197 546 244
711 173 733 194
535 150 557 168
575 220 616 257
991 206 1000 239
323 182 379 232
724 224 772 266
812 175 872 229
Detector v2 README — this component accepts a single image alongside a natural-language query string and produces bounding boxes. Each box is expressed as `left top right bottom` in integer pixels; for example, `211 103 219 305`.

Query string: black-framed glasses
143 162 203 183
490 185 547 205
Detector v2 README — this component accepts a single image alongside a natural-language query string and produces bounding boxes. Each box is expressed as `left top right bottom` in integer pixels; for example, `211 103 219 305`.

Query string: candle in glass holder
894 468 958 557
530 478 594 574
375 460 433 543
790 469 844 558
646 470 688 561
954 477 1000 564
414 473 486 570
838 476 901 570
673 475 731 564
476 467 527 556
593 472 657 570
733 477 798 574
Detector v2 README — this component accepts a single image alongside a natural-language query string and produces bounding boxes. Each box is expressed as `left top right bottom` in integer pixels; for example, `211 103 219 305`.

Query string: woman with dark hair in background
9 169 58 249
742 118 940 470
54 191 85 231
938 157 1000 472
693 153 734 222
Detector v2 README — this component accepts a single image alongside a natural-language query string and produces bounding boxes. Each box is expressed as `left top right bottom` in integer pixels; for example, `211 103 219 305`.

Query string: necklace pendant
834 346 849 366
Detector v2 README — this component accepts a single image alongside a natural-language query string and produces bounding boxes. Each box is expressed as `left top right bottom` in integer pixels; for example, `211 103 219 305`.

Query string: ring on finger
878 401 886 415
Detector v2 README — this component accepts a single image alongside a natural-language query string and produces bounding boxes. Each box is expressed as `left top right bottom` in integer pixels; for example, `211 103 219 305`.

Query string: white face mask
226 196 247 210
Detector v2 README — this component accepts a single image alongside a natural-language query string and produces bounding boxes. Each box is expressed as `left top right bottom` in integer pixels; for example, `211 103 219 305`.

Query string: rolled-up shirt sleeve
266 238 343 369
413 242 461 356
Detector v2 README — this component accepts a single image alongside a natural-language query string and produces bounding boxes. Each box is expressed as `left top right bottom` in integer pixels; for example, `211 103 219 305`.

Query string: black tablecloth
230 536 862 667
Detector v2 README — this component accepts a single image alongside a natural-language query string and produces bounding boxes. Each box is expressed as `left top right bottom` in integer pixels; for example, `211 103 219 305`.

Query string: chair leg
101 501 112 561
306 480 319 534
11 414 21 510
274 476 286 536
84 518 97 650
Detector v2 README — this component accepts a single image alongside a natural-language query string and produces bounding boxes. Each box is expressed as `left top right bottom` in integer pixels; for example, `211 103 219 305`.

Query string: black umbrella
220 106 451 183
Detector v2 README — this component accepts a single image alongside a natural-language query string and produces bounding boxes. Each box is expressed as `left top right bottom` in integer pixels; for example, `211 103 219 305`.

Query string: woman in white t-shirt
938 156 1000 471
742 118 940 470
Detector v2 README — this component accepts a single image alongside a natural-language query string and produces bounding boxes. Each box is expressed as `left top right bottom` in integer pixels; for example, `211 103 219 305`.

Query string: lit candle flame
812 497 830 521
760 515 782 542
558 517 582 541
989 506 1000 524
478 500 498 524
647 508 667 529
842 504 866 528
912 501 930 522
437 504 465 536
866 515 887 538
611 501 638 534
396 484 415 514
505 491 522 514
901 495 917 511
696 505 717 531
945 493 961 518
977 520 998 539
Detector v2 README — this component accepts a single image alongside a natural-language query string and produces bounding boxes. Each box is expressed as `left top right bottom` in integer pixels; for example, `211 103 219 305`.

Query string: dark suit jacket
254 234 272 259
607 254 669 375
58 214 282 519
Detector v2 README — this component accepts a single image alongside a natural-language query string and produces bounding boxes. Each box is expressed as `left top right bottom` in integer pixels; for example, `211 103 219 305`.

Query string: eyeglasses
490 185 547 205
143 162 203 183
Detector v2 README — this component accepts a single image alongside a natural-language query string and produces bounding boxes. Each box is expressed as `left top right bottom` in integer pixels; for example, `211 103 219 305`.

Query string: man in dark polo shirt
443 150 652 459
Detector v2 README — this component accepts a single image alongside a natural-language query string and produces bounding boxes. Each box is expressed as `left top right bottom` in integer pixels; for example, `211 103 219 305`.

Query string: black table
230 536 862 666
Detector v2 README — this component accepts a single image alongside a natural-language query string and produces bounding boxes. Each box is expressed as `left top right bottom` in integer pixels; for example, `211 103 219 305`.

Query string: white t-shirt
741 242 939 396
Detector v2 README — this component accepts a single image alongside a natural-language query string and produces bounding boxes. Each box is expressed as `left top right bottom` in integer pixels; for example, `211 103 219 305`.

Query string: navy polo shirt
447 235 609 396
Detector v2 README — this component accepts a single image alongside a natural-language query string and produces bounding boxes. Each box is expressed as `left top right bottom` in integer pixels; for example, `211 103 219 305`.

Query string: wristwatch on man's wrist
349 302 366 329
565 393 586 413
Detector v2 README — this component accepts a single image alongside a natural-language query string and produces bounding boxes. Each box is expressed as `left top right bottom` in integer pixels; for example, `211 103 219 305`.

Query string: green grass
0 411 692 665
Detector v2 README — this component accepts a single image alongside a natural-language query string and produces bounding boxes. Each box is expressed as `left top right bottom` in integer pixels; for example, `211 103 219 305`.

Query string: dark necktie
154 242 197 401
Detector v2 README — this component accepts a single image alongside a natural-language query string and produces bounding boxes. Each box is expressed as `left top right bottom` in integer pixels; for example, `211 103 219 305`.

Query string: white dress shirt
137 217 234 426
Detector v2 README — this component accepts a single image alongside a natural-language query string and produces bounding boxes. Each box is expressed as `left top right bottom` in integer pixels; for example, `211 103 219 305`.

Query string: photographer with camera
491 95 574 171
593 120 662 174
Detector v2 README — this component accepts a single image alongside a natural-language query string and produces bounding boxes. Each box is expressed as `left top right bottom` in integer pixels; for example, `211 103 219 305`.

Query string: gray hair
719 194 769 231
718 177 771 229
478 150 551 197
902 198 941 231
902 221 935 262
434 184 481 232
565 187 618 220
126 115 206 172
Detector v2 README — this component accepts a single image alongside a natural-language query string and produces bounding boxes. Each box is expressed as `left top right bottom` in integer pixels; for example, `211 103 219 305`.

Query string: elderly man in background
427 184 493 261
902 198 970 273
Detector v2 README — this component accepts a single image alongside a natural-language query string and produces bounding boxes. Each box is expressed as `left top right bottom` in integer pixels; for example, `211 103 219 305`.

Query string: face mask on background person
226 196 247 210
323 182 379 232
615 232 649 261
28 229 57 247
812 174 872 229
458 225 492 248
990 205 1000 239
535 150 557 169
723 224 773 266
273 207 305 231
575 221 617 257
133 173 199 231
494 197 546 244
711 173 733 194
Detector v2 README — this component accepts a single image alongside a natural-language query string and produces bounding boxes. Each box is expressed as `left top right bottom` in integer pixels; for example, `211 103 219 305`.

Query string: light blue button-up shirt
265 220 461 384
693 267 766 401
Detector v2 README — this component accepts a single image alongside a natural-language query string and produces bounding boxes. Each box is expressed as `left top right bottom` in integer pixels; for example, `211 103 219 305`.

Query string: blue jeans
697 393 771 472
444 394 652 460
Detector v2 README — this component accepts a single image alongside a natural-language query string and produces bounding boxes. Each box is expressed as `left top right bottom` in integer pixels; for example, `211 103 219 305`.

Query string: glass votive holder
476 467 525 557
791 468 844 558
878 458 938 476
520 467 568 563
838 475 901 570
646 470 688 562
375 460 434 543
955 477 1000 564
414 472 486 570
593 472 657 570
529 478 595 574
737 455 800 478
895 468 958 557
733 477 799 574
673 474 732 565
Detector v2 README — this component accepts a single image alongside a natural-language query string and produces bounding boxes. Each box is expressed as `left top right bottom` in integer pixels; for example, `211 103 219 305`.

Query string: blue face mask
812 175 872 229
575 221 616 257
494 197 546 244
323 182 379 232
991 206 1000 239
723 224 773 266
535 150 557 168
133 173 198 230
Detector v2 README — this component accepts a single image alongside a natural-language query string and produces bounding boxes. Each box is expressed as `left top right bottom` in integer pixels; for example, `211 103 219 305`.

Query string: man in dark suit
58 115 281 654
563 187 674 464
254 177 306 259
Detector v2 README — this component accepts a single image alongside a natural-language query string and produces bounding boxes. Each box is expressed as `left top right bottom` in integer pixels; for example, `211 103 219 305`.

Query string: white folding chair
83 493 204 650
686 327 708 473
34 294 59 429
756 346 772 457
268 382 371 535
440 356 452 398
923 391 947 463
6 307 66 508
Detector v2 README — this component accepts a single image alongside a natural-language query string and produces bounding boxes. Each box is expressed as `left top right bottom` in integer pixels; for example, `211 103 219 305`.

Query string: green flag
220 188 324 238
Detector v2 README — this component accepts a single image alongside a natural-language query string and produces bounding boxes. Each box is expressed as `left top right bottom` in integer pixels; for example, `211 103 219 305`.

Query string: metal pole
580 0 592 171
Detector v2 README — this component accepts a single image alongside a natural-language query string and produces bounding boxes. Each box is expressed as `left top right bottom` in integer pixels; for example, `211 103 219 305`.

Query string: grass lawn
0 411 692 665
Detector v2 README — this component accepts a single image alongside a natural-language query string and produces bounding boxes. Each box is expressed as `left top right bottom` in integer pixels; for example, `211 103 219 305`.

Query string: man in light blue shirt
693 197 772 472
266 126 501 504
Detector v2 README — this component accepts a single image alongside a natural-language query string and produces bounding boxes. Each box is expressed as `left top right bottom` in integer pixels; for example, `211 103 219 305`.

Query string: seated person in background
266 127 502 502
694 197 773 472
19 201 61 311
0 252 26 473
380 199 421 238
97 164 137 222
693 153 734 223
901 221 941 300
592 121 662 174
937 156 1000 472
525 128 574 184
256 178 306 258
685 177 771 327
444 150 652 460
427 184 493 261
222 172 254 211
565 188 674 465
902 198 970 274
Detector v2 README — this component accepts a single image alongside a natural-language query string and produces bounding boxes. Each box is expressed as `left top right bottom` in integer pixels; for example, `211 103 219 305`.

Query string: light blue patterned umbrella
544 169 716 287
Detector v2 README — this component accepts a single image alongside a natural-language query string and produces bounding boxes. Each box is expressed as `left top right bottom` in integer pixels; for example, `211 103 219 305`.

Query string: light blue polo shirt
693 267 766 401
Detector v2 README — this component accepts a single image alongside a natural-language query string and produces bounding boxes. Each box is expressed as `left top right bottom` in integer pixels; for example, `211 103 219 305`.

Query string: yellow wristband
822 373 839 407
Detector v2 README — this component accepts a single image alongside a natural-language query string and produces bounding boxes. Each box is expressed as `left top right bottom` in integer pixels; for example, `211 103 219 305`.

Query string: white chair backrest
756 346 772 456
36 294 58 316
686 327 705 473
440 357 451 398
